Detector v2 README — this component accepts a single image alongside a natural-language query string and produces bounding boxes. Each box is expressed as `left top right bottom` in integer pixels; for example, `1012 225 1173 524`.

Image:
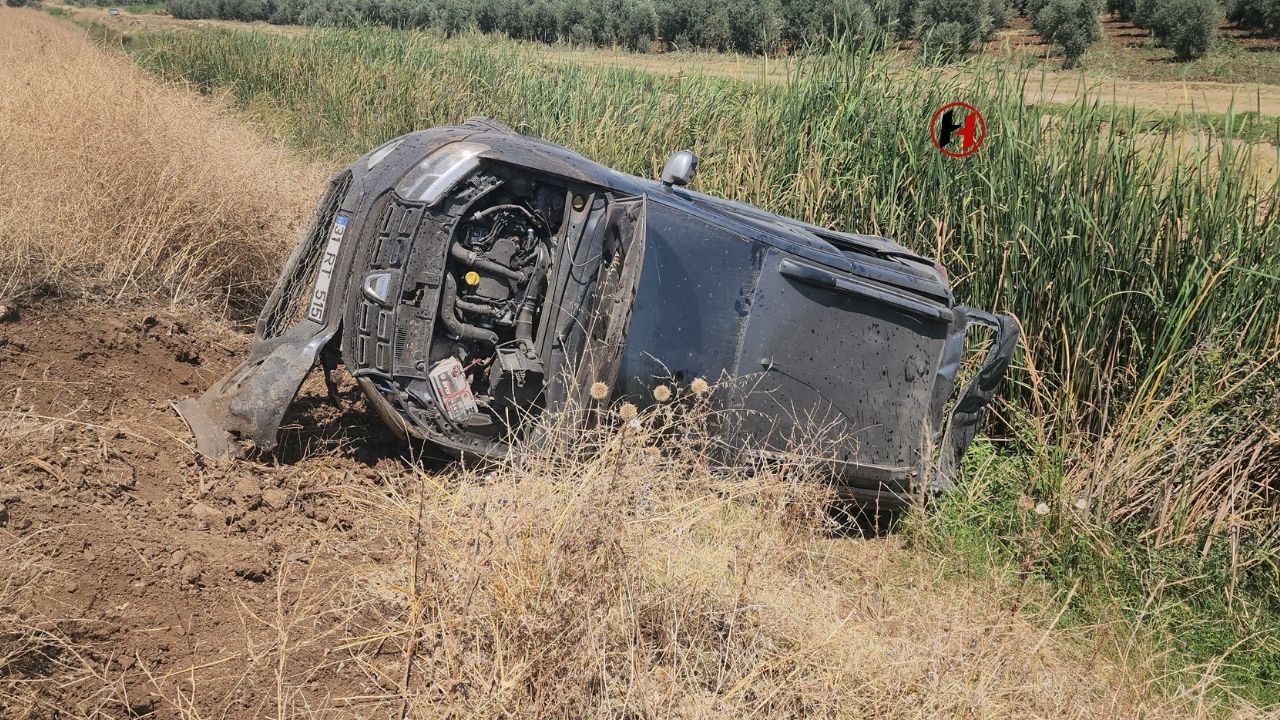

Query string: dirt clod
190 501 225 528
180 562 204 586
234 476 262 499
262 488 290 510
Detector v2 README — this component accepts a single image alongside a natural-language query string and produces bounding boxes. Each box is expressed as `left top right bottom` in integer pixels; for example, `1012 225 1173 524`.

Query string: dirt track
1029 75 1280 117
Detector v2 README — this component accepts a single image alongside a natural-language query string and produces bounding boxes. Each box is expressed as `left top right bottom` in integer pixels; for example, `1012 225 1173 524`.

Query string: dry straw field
1 7 1277 719
0 9 323 308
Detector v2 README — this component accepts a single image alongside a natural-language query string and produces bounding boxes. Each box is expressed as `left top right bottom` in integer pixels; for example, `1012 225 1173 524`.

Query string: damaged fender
931 307 1021 493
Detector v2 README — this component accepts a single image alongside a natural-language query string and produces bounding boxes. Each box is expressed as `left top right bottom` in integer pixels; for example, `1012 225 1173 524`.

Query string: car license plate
306 214 348 323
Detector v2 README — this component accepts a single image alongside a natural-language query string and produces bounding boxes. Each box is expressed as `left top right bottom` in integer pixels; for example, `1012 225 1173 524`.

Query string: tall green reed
131 26 1280 432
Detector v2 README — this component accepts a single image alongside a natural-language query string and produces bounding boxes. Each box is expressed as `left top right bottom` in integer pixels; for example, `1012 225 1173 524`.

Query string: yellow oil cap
463 271 480 287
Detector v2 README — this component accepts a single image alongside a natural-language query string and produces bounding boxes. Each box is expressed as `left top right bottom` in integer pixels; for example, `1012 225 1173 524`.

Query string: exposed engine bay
331 149 644 458
354 169 566 441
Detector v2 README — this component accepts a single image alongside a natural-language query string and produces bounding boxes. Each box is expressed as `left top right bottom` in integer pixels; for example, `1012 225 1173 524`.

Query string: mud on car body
177 118 1018 507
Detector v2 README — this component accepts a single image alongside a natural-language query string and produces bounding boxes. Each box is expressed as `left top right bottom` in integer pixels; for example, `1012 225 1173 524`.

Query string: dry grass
0 373 1258 718
118 401 1264 719
0 8 324 308
1059 352 1280 600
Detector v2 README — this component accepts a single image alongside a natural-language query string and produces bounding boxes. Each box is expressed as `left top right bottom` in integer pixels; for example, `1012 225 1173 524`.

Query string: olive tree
912 0 1008 61
1036 0 1101 66
1150 0 1220 59
1228 0 1279 34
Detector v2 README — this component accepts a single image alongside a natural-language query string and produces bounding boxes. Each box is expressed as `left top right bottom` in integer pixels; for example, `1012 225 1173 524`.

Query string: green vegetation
1111 0 1226 60
125 25 1280 705
1152 0 1223 59
1121 108 1280 144
912 377 1280 700
60 0 166 11
1229 0 1280 33
1063 30 1280 82
910 0 1009 61
1080 0 1280 64
134 0 1280 67
154 0 1020 56
1034 0 1102 67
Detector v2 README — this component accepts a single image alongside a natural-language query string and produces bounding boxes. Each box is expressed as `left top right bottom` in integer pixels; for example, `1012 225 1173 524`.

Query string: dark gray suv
178 118 1017 507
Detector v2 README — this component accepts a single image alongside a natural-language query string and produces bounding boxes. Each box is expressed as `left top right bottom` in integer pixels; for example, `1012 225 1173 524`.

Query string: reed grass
129 26 1280 431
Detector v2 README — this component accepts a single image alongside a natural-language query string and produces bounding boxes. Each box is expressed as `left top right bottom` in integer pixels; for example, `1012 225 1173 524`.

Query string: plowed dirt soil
0 303 406 716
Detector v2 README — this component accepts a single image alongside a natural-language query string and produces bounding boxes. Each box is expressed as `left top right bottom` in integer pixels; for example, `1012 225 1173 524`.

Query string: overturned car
177 118 1017 507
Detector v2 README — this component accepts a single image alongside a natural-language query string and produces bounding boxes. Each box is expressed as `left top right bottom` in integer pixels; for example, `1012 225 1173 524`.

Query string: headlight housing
395 142 488 206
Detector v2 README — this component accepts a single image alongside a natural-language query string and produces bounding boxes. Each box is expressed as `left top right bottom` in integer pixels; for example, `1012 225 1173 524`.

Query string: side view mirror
660 150 698 188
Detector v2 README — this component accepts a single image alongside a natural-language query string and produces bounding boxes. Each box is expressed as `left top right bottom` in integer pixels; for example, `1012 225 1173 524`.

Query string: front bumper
176 172 356 458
